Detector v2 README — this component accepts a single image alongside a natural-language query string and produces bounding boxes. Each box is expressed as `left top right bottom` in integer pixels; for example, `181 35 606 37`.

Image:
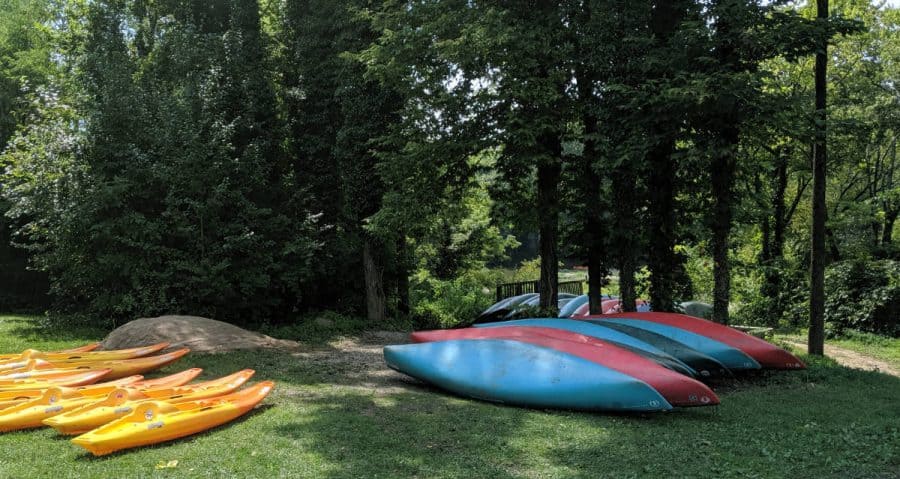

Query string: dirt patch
101 315 300 353
783 340 899 377
287 330 415 396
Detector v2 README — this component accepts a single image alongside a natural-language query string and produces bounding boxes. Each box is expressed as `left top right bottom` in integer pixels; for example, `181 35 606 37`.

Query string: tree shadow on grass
542 359 900 478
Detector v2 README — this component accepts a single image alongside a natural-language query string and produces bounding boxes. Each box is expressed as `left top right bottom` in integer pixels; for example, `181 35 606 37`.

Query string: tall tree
809 0 828 355
643 0 694 313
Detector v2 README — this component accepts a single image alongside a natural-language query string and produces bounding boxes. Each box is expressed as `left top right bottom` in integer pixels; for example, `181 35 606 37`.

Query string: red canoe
411 327 719 407
597 312 805 370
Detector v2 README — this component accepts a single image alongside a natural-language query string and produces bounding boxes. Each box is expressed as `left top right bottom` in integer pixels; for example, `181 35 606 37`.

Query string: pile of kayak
384 312 804 412
0 342 274 456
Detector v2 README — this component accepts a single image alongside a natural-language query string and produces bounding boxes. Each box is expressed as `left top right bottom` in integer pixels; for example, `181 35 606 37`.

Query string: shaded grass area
0 314 897 478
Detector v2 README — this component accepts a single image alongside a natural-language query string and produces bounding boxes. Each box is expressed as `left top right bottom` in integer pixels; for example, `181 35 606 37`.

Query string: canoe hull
411 327 718 407
585 319 761 371
46 369 255 435
600 312 806 369
72 381 274 456
385 339 673 412
474 319 697 376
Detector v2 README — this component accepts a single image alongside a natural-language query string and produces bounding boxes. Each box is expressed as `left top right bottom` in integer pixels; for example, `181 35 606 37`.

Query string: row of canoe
385 312 805 412
0 343 273 456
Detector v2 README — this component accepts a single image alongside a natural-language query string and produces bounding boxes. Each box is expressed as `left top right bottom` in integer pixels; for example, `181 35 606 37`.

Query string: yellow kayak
0 349 190 380
0 370 110 391
45 369 255 435
0 369 206 432
0 343 170 369
0 376 144 411
72 381 274 456
0 369 202 411
0 343 100 362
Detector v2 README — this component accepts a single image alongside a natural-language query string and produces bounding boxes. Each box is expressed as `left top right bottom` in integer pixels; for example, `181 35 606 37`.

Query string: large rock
101 315 298 353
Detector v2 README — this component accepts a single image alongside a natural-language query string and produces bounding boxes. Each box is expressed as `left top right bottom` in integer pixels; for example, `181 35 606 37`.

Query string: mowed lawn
0 315 897 479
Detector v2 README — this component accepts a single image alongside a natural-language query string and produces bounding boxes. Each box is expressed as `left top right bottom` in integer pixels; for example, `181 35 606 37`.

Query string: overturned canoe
600 312 805 369
474 318 698 376
385 339 673 412
411 327 718 407
584 319 761 371
45 369 255 435
72 381 275 456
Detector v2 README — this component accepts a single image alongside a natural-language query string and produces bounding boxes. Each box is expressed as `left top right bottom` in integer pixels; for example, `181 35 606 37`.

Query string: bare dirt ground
286 331 415 397
783 340 899 377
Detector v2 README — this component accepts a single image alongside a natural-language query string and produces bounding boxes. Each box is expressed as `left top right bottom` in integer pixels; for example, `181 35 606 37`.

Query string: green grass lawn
0 314 898 478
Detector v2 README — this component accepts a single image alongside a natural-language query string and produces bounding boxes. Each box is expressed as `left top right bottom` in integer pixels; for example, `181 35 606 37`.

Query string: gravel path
783 340 899 377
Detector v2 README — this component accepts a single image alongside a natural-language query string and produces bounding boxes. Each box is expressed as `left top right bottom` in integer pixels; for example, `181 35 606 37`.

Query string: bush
410 268 504 329
824 259 900 337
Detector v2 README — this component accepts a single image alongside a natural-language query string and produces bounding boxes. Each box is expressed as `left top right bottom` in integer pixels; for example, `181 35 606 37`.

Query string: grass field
0 314 898 478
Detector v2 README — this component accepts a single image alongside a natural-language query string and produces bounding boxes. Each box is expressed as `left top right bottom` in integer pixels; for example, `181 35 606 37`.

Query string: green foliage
2 1 321 324
409 268 504 329
824 259 900 337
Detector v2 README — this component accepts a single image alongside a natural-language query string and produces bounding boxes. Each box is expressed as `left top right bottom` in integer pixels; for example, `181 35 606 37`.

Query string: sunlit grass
0 314 896 478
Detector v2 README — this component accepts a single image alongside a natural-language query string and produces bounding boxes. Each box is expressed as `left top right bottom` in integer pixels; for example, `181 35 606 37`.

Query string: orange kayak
0 369 202 411
0 343 170 368
58 343 100 353
0 343 169 369
0 369 207 432
45 369 255 435
0 376 144 410
0 370 110 391
0 349 190 380
73 381 274 456
0 343 101 362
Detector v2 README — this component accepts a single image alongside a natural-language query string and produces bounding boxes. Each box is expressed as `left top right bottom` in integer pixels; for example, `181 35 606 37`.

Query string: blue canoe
384 339 673 412
587 318 761 371
559 295 589 317
474 318 697 377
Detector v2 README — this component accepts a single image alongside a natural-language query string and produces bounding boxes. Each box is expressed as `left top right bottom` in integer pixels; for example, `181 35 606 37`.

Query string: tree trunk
618 252 637 312
647 138 677 312
645 0 684 313
363 237 387 322
763 149 789 326
396 235 410 316
577 63 605 315
809 0 828 356
710 126 738 325
612 167 638 312
537 136 562 314
883 210 898 246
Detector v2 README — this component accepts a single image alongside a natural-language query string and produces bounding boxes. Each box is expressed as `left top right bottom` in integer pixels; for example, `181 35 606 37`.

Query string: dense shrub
409 268 504 329
824 260 900 337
